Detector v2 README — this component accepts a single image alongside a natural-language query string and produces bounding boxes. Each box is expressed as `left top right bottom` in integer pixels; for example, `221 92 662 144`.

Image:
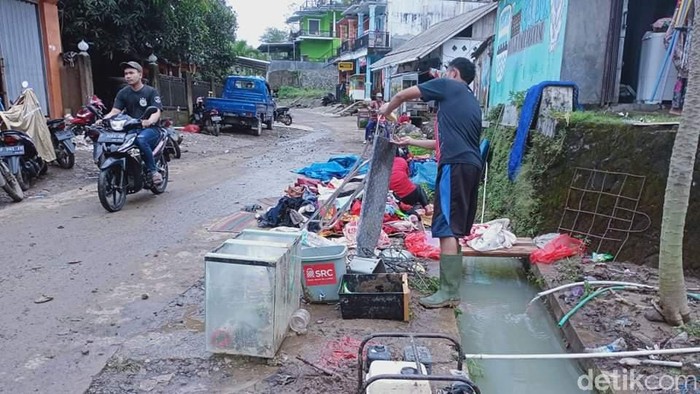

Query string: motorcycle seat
47 119 65 128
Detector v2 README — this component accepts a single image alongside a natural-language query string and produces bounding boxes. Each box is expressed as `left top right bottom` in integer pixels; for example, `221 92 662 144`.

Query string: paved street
0 110 362 393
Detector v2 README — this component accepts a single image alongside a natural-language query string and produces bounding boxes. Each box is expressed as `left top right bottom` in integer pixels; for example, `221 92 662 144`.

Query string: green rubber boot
419 254 463 308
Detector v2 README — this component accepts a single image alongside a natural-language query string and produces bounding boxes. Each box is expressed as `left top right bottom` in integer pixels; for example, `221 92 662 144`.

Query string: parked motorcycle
0 160 23 202
46 118 76 169
93 106 169 212
160 118 182 159
190 96 221 136
274 107 293 126
0 129 47 191
67 95 107 136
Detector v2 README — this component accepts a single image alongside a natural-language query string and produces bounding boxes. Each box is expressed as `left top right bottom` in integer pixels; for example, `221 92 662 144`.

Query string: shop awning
370 3 497 71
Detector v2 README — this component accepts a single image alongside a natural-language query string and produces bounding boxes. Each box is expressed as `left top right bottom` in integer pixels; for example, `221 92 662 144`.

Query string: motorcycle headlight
110 119 127 131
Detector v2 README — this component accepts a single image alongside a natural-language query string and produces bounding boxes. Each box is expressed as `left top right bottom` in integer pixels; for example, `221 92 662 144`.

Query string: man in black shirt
104 61 164 184
378 57 482 308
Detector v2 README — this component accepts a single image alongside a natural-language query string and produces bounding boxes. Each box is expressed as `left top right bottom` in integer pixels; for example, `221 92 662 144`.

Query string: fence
157 75 187 109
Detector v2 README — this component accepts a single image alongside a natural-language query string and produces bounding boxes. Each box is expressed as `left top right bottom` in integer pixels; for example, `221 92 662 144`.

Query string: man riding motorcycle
103 61 164 184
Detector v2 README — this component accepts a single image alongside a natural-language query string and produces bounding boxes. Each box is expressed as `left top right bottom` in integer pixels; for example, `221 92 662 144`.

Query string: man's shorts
431 163 481 238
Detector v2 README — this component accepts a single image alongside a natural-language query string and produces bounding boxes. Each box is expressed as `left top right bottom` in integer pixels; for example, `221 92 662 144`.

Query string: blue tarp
508 81 580 181
409 160 438 191
295 155 368 182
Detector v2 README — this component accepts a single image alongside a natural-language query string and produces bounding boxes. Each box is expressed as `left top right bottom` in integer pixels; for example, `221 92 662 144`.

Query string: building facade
485 0 681 108
0 0 63 117
336 0 391 100
287 0 346 62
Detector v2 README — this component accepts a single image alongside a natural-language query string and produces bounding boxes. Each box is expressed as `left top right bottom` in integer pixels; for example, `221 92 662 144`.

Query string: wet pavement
0 110 365 393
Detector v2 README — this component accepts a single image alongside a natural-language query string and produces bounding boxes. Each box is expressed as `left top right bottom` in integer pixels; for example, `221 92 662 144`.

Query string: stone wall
481 121 700 271
267 60 337 91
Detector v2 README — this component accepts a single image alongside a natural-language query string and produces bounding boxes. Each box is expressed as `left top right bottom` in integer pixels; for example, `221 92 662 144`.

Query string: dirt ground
86 275 466 394
533 257 700 392
10 111 470 394
0 123 308 206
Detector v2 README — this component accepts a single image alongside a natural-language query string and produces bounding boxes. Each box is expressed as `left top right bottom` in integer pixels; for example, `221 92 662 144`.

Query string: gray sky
228 0 297 47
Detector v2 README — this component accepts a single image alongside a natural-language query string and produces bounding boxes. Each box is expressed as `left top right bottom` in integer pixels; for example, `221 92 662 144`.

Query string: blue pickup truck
204 75 276 136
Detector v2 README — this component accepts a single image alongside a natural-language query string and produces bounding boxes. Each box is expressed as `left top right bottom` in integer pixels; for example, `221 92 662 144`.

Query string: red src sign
303 263 337 286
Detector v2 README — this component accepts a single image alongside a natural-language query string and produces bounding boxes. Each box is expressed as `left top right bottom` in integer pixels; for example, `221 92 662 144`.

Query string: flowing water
457 257 587 393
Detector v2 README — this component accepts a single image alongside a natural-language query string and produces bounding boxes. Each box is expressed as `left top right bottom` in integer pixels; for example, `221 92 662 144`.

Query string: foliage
508 90 526 109
260 27 290 43
679 321 700 337
409 275 439 294
276 86 327 99
59 0 245 80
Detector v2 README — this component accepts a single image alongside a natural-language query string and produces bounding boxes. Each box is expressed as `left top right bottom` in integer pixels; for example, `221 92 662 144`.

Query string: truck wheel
265 120 273 130
255 120 262 136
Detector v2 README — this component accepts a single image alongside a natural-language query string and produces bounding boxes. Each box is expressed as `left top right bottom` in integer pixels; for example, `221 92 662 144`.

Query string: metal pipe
464 347 700 360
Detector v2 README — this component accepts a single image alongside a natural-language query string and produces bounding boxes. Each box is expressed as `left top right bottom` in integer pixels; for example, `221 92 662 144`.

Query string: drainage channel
458 257 587 393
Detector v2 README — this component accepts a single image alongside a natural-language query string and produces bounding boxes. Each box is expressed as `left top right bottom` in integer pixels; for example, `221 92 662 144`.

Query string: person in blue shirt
378 57 483 308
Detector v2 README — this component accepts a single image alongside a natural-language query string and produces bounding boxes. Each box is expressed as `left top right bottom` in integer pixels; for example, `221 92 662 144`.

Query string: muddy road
0 110 363 393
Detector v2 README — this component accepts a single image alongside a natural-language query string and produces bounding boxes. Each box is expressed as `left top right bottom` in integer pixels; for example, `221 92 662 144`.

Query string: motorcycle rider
104 61 164 184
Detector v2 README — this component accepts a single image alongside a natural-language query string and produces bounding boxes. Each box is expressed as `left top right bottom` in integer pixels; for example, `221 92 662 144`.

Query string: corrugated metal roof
370 3 498 70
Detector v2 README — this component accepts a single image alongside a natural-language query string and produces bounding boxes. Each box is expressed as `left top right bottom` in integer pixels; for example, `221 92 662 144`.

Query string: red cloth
398 114 411 124
390 157 417 198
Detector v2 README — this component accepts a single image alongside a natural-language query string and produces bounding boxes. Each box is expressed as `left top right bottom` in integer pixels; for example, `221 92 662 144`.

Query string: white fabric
466 218 517 252
0 89 56 162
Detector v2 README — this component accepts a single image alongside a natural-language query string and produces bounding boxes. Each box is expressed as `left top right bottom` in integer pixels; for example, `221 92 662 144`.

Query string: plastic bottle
289 308 310 334
584 337 627 353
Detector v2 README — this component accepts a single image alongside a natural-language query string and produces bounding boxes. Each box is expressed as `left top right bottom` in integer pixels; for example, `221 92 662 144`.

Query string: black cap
120 61 143 73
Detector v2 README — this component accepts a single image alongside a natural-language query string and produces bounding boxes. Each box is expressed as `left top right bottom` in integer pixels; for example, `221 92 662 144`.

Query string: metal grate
557 168 651 261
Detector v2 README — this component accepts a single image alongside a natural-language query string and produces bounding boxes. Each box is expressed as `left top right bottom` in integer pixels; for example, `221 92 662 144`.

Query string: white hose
464 347 700 360
529 281 656 305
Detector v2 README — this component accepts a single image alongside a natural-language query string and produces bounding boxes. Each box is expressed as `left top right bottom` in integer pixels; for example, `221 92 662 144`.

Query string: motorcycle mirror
141 106 159 119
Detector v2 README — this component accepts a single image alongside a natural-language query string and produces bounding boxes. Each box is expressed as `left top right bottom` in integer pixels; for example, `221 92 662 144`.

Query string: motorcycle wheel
39 159 48 176
0 163 23 202
98 166 127 212
171 138 181 159
281 114 293 126
150 156 169 195
56 145 75 169
15 168 29 191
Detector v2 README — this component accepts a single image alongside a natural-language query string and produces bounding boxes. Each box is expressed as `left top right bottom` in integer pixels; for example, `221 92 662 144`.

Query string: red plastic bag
530 234 585 264
404 231 440 260
182 124 200 133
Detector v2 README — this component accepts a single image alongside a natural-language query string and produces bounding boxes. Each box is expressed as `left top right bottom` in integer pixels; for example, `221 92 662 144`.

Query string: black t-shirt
417 78 482 169
113 85 163 119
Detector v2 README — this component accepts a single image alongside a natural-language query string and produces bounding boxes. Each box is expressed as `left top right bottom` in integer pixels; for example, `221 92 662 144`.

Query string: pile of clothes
257 180 320 231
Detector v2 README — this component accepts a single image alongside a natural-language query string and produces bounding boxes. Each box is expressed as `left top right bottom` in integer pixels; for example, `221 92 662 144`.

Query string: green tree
59 0 238 79
260 27 289 43
657 5 698 325
233 40 267 60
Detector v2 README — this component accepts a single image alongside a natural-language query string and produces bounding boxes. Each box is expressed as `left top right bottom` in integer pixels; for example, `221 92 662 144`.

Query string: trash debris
34 295 53 304
590 252 613 262
530 234 585 264
584 337 626 353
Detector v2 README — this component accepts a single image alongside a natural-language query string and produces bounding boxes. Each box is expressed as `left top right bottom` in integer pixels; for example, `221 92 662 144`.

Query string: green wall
299 39 339 61
299 11 342 61
302 11 342 34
